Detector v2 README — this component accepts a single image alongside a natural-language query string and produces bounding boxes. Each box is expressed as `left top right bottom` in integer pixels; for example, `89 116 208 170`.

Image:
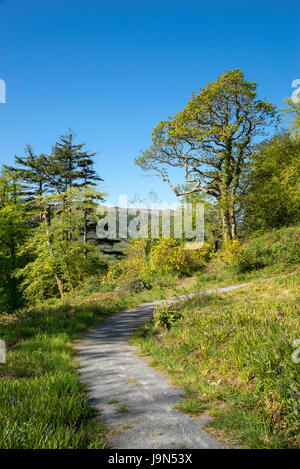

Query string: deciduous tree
136 69 277 239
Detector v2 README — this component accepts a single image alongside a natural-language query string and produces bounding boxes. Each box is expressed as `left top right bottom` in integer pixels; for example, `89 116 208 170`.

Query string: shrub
147 239 210 277
101 239 147 284
214 238 251 273
101 238 211 287
209 226 300 276
115 279 152 294
81 276 101 294
148 239 188 276
153 304 183 330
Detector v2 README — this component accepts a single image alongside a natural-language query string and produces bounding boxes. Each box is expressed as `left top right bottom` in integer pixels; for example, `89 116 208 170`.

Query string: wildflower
12 398 17 406
45 429 49 436
279 386 284 392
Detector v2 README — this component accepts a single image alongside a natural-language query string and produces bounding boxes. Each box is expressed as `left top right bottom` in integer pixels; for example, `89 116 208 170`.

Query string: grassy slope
0 281 189 449
131 228 300 448
1 226 298 448
131 269 300 448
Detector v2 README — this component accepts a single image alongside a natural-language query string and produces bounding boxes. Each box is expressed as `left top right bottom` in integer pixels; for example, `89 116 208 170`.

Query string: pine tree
76 148 103 257
7 131 104 298
7 145 52 200
49 131 104 250
9 146 65 295
50 131 84 192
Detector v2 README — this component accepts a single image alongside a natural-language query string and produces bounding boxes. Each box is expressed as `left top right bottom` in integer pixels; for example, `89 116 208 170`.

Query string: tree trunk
220 206 231 240
42 205 64 297
83 209 87 259
230 211 237 239
229 201 237 240
220 172 238 240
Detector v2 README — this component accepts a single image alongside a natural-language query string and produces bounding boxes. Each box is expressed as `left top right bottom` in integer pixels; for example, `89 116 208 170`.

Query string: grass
0 279 196 449
131 268 300 448
1 226 298 448
192 226 300 290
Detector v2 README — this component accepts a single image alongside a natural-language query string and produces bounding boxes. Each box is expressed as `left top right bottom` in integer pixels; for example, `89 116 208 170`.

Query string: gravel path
77 283 249 449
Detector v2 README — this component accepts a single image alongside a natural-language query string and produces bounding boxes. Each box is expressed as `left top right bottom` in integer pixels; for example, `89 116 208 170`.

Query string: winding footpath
77 284 249 449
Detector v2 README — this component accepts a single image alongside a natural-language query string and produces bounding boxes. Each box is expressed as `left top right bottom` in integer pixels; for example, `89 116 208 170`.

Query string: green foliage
16 188 107 303
208 226 300 278
0 168 28 312
136 69 277 239
79 276 102 294
213 238 251 273
179 190 221 246
153 304 183 330
1 133 105 310
116 278 152 294
248 227 300 269
243 132 300 232
284 98 300 140
102 238 210 288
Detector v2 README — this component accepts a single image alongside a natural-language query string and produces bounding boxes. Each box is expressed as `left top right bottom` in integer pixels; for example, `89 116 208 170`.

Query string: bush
213 238 252 273
148 239 189 276
153 304 183 330
101 239 211 287
210 226 300 276
101 239 147 284
147 239 210 277
80 276 101 294
115 279 152 294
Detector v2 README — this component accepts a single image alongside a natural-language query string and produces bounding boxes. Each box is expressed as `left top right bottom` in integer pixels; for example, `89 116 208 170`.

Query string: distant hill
98 205 175 216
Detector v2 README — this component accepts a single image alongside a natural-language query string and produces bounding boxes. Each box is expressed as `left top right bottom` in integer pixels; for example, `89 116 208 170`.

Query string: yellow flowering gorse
102 238 211 284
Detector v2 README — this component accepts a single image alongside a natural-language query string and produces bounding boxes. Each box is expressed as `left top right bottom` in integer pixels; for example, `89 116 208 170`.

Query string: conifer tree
9 145 65 295
76 148 103 257
7 131 104 298
50 131 83 192
50 131 103 250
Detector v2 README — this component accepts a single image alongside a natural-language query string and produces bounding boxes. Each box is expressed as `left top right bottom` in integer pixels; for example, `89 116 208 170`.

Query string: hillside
0 226 299 448
131 227 300 448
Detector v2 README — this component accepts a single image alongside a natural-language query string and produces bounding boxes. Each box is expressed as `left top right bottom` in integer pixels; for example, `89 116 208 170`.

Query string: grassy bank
0 279 189 449
131 269 300 448
193 226 300 290
1 226 299 448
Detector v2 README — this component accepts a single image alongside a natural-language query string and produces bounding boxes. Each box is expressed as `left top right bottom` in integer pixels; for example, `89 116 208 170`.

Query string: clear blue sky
0 0 299 206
